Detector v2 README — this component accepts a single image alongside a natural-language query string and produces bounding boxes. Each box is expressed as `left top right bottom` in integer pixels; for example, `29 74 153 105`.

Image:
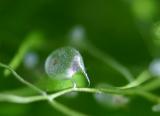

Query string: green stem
4 32 44 76
1 87 160 104
0 62 87 116
78 41 134 82
140 78 160 91
120 70 151 89
0 93 45 103
48 100 87 116
1 61 160 115
49 88 74 100
0 62 45 95
135 90 160 103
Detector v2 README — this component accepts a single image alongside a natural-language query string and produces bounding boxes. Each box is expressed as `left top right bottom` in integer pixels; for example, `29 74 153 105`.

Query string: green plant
1 32 160 116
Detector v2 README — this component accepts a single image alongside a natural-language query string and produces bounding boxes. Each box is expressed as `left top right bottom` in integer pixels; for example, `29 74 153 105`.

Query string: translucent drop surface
45 47 87 80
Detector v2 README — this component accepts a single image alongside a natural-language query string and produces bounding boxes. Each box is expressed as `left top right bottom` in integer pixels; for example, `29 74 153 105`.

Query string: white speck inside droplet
149 59 160 76
152 104 160 112
24 52 39 69
66 68 75 78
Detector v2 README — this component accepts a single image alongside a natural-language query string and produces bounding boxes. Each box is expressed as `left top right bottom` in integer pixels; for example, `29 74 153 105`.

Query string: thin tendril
1 62 160 115
119 70 151 89
0 62 87 116
0 62 45 95
78 41 134 82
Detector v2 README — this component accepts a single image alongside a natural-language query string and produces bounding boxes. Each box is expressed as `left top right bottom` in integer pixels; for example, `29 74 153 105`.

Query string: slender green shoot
0 62 87 116
120 70 151 89
4 32 44 76
78 41 134 82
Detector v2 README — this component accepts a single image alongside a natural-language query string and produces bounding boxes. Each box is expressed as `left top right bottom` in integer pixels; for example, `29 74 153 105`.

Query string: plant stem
79 41 134 82
49 88 74 100
0 62 45 95
120 70 151 89
48 100 87 116
135 90 160 103
0 62 87 116
1 61 160 115
140 78 160 91
0 87 160 104
4 32 44 76
0 93 45 103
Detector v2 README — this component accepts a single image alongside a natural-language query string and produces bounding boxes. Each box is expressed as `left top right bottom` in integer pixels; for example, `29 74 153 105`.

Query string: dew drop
45 46 90 85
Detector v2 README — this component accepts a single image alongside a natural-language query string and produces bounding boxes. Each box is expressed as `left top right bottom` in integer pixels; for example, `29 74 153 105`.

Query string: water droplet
45 47 90 85
93 83 130 109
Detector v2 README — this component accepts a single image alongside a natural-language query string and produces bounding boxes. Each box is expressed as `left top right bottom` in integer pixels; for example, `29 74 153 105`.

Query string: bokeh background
0 0 160 116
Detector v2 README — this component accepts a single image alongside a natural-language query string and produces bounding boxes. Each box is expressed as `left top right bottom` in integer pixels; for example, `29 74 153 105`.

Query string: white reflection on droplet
66 55 82 78
24 52 39 69
152 104 160 112
149 58 160 76
93 83 130 109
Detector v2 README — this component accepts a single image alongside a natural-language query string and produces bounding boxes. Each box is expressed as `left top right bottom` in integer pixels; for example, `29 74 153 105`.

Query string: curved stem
0 63 45 95
1 87 160 104
135 90 160 103
4 32 44 76
0 93 45 103
48 100 87 116
140 78 160 91
0 62 87 116
120 70 151 89
1 61 160 115
49 88 74 100
79 41 134 82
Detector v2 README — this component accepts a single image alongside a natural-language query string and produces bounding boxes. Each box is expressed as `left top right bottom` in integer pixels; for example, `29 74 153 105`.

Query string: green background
0 0 160 116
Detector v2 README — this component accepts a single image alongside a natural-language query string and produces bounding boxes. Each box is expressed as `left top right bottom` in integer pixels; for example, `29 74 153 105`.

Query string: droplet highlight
45 46 90 86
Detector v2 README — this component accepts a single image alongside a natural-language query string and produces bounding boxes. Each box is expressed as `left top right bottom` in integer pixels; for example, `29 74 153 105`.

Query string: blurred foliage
1 0 160 116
